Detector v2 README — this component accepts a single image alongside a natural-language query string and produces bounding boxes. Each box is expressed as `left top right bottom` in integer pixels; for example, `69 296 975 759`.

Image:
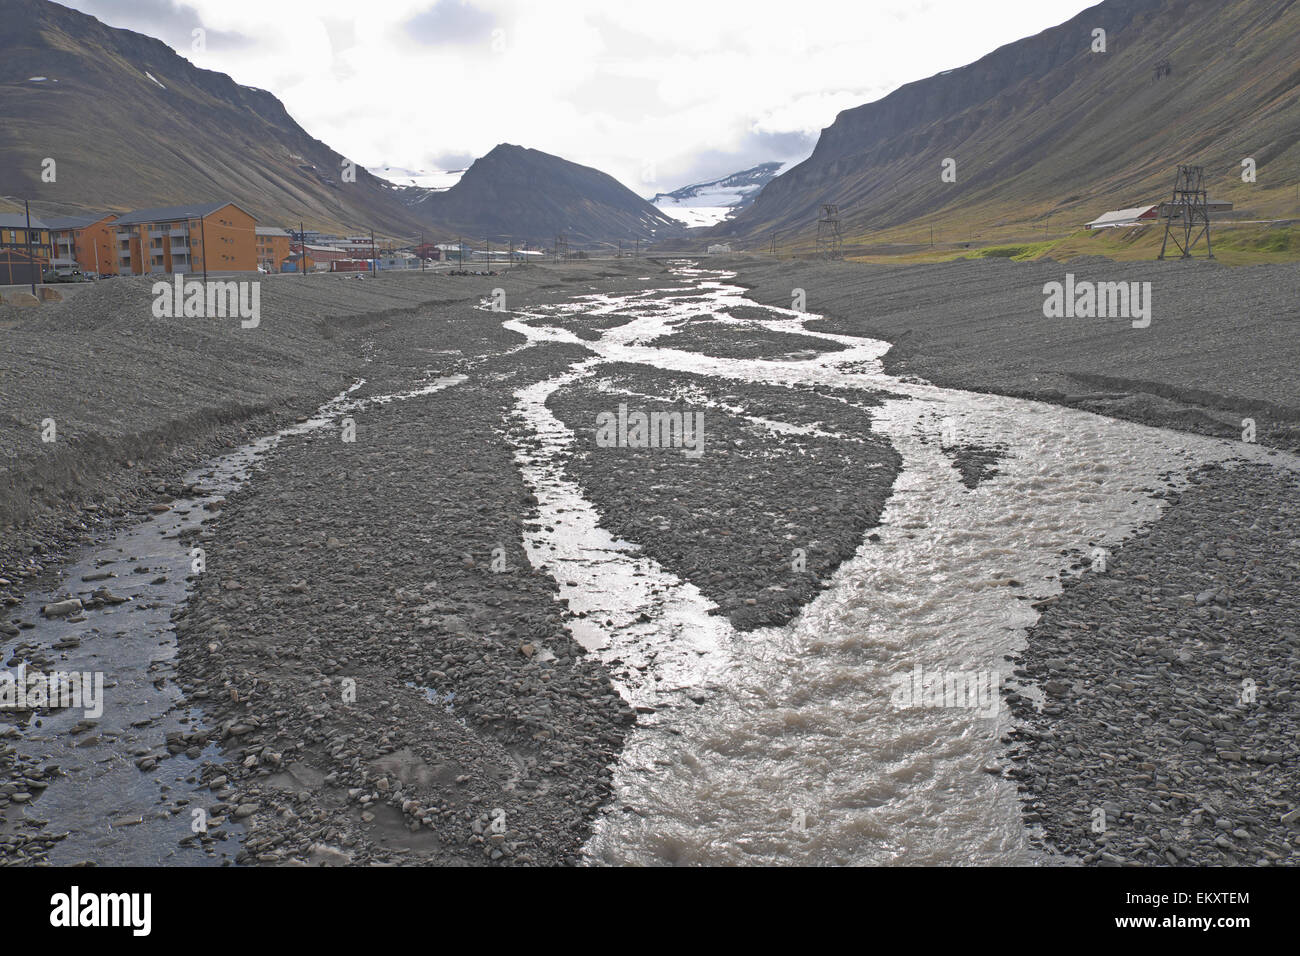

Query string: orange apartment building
255 226 292 272
46 214 121 276
114 201 258 275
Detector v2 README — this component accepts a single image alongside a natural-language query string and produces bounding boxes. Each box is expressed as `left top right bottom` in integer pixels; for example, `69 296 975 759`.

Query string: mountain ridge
0 0 431 234
713 0 1300 245
404 143 686 247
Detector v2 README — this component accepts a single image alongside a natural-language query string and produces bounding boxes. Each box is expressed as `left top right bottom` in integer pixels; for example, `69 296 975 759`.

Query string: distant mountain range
7 0 1294 252
0 0 426 235
397 144 686 247
652 162 785 228
0 0 686 246
713 0 1300 244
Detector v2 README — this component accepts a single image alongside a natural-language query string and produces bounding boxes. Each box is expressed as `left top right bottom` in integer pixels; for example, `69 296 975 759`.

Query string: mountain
404 144 687 248
713 0 1300 245
652 162 785 228
0 0 427 235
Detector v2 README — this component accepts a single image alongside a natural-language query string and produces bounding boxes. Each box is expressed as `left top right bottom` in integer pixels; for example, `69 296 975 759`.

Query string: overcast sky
66 0 1100 195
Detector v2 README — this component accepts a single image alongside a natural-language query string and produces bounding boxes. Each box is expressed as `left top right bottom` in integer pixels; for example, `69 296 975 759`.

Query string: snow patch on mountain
652 161 786 228
369 165 466 191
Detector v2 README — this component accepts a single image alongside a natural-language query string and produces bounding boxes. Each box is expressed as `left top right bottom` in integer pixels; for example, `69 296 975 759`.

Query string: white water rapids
499 265 1297 866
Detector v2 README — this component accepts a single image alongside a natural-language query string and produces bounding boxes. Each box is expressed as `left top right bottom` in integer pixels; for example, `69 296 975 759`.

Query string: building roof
1085 205 1160 229
255 226 292 237
44 214 116 230
115 201 254 225
0 213 50 229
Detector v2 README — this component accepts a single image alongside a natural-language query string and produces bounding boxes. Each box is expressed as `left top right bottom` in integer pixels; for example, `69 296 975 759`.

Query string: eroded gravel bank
1003 462 1300 866
728 256 1300 452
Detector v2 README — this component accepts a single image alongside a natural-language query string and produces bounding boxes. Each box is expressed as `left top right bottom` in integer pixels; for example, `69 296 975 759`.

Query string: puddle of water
498 264 1300 866
3 374 465 865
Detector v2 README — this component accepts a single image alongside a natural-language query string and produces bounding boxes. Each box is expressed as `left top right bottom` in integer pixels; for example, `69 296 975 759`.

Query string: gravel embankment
1003 463 1300 866
728 256 1300 451
0 266 633 580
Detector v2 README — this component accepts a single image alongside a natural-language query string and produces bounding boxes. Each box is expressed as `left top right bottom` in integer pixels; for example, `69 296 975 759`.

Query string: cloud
63 0 1101 195
404 0 496 47
72 0 253 53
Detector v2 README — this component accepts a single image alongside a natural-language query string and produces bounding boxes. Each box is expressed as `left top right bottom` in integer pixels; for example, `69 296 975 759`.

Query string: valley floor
2 255 1296 866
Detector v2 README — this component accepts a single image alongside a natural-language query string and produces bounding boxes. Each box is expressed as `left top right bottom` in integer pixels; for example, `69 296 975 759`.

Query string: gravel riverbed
1 264 653 865
3 255 1296 866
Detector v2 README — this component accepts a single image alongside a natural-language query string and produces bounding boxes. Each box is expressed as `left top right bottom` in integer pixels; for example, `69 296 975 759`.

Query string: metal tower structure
1158 164 1214 260
816 204 842 259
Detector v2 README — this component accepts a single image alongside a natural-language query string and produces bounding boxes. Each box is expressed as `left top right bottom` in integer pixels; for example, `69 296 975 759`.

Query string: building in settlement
1084 205 1161 230
255 226 293 272
46 214 120 276
113 201 257 274
0 213 52 285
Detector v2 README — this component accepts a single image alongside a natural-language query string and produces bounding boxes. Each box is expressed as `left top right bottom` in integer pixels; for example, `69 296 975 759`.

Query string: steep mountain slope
406 144 686 247
715 0 1300 245
0 0 426 234
653 162 785 227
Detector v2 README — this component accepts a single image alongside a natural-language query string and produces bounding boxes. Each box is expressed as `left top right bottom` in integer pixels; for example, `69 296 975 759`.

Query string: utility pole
486 237 491 271
24 199 36 294
370 229 377 275
420 230 425 272
459 236 464 269
299 220 305 279
199 213 208 283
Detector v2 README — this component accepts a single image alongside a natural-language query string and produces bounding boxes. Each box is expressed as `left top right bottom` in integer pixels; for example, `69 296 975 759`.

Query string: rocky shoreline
1004 463 1299 866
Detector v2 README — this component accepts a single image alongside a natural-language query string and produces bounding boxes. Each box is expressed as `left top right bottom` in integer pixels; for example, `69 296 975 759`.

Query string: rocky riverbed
729 256 1300 452
727 255 1300 865
1 264 655 866
1004 462 1300 866
3 256 1297 867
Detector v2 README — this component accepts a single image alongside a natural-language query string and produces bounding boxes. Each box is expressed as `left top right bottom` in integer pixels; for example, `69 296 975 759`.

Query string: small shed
1084 205 1160 230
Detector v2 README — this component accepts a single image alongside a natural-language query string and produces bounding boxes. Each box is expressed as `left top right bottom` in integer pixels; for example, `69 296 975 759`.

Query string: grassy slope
839 221 1300 266
718 0 1300 261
